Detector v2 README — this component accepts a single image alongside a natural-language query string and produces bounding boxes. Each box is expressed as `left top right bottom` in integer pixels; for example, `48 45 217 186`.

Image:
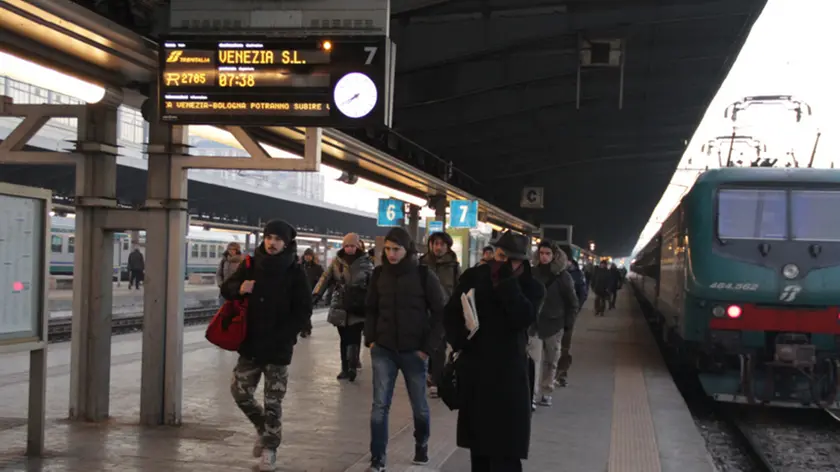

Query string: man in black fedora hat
443 230 545 471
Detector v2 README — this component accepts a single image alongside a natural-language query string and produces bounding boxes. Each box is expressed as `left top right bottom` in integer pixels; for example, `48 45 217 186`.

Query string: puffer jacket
531 259 580 339
419 250 461 300
364 254 446 355
313 249 374 326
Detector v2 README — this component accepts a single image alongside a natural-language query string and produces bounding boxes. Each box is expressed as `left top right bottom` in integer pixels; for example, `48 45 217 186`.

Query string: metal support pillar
408 204 420 242
433 196 447 231
140 122 189 426
69 104 119 421
245 233 252 253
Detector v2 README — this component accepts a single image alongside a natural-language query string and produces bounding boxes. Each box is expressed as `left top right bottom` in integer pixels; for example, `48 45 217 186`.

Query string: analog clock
333 72 378 119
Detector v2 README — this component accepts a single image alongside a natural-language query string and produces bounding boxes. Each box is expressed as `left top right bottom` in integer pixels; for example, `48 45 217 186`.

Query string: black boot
337 344 350 380
346 345 360 382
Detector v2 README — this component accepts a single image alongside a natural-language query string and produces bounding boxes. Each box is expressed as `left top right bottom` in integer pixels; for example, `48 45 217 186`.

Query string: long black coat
443 262 545 459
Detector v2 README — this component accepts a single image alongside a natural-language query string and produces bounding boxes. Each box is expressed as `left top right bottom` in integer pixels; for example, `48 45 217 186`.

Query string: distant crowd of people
214 219 625 472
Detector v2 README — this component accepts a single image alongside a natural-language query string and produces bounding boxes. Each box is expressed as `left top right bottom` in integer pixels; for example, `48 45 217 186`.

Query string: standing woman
216 242 244 305
312 233 374 381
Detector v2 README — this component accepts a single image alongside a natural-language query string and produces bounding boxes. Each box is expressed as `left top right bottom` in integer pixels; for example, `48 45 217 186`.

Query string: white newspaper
461 288 479 340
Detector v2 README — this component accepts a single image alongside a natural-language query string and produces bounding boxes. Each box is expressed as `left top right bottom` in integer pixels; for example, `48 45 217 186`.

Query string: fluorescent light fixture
0 51 106 103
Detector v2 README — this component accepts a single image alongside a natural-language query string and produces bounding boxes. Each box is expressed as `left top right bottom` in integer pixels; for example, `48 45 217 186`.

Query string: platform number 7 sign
449 200 478 229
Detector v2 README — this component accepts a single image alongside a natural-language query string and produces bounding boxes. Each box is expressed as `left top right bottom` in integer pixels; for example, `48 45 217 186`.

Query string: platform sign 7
449 200 478 229
377 198 404 227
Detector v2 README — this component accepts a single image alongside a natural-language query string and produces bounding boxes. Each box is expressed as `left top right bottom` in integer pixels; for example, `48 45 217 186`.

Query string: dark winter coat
313 250 374 326
568 263 588 308
128 250 144 271
532 261 579 338
221 241 313 365
302 260 324 293
443 262 545 460
419 250 461 301
590 266 613 297
364 254 446 355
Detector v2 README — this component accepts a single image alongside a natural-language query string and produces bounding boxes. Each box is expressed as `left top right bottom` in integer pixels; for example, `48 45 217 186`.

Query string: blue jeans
370 344 430 463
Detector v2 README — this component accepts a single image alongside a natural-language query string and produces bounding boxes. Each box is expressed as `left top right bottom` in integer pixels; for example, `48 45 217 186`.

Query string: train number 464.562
708 282 759 291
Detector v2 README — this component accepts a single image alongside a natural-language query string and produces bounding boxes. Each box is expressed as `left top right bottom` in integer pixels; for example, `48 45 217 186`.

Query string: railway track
47 306 220 342
719 405 840 472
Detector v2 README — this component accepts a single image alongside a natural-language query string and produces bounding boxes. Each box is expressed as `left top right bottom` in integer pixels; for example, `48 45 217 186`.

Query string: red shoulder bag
205 256 251 351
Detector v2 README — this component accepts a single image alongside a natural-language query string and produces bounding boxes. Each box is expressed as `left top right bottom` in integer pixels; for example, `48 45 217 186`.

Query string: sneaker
531 400 537 412
428 386 439 398
556 377 568 387
412 444 429 465
347 368 357 382
252 436 263 458
258 449 276 471
366 459 386 472
337 371 350 380
538 395 552 406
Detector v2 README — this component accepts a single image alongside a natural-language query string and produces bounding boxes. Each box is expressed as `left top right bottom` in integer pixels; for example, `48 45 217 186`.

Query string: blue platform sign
449 200 479 229
429 220 444 234
377 198 404 227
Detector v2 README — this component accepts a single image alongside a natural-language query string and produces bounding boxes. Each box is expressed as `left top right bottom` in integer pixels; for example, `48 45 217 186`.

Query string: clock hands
341 93 360 106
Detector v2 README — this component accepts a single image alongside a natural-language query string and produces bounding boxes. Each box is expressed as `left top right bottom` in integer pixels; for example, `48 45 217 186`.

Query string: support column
68 103 119 421
433 196 447 231
140 121 189 425
407 204 420 242
245 233 252 253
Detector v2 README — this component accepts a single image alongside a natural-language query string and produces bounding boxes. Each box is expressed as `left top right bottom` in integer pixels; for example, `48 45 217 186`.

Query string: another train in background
48 216 333 280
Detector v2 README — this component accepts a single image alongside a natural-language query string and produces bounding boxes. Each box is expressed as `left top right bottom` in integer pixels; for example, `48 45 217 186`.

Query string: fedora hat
493 230 530 260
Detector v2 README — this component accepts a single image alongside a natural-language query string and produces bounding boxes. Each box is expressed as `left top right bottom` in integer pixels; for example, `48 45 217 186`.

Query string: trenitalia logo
165 50 210 64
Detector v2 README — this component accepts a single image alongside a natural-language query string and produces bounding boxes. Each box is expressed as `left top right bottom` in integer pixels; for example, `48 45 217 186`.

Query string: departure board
158 35 388 127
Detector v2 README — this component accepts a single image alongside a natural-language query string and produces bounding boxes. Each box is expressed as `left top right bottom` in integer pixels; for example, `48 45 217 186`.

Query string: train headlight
782 263 799 279
712 306 725 317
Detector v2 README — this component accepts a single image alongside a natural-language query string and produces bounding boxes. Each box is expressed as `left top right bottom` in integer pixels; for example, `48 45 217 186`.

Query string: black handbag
439 351 462 411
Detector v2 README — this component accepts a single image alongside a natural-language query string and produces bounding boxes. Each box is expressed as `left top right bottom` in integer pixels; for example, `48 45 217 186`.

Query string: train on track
630 167 840 409
48 216 338 280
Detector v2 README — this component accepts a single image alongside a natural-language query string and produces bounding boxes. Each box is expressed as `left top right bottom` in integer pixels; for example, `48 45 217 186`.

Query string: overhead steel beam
395 77 716 134
461 137 688 168
486 148 685 180
396 46 730 110
395 0 757 76
391 0 453 17
427 122 697 153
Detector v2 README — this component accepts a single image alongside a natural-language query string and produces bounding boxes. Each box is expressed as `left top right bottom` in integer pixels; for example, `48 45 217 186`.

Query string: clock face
333 72 378 119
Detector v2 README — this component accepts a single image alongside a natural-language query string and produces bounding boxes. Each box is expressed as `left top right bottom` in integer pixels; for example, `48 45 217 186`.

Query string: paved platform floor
48 283 220 317
0 291 714 472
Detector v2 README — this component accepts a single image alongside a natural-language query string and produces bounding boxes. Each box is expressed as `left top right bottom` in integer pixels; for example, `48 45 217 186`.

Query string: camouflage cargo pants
230 356 289 451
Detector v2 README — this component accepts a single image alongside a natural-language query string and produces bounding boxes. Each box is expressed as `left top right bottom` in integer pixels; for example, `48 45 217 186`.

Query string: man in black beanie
221 219 313 471
363 227 446 471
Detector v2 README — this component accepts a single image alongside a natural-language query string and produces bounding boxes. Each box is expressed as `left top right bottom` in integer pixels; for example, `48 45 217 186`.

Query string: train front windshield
717 188 840 242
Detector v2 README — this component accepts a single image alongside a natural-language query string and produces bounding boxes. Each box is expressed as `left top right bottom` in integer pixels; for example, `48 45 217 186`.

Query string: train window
209 245 217 258
191 243 199 258
791 190 840 241
51 235 63 253
717 189 787 240
123 240 129 251
200 244 208 258
68 237 75 254
219 245 225 255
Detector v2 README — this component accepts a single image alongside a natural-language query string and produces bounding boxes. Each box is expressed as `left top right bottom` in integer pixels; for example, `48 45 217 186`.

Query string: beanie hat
303 248 314 256
263 219 296 245
342 232 364 250
385 227 414 253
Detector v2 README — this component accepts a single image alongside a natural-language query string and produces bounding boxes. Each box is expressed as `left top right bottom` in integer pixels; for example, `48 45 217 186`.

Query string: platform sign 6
377 198 404 227
429 220 444 234
449 200 478 229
